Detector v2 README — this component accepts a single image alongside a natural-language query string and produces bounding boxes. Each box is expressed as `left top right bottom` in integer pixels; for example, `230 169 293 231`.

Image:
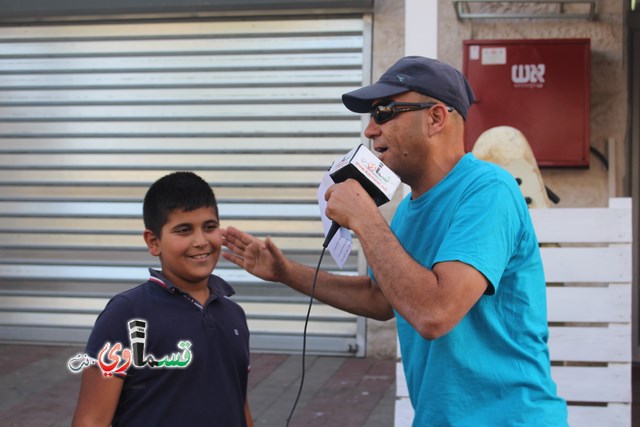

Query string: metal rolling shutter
0 16 371 356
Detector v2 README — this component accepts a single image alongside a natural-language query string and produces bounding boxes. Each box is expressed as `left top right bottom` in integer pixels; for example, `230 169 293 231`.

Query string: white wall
405 0 438 58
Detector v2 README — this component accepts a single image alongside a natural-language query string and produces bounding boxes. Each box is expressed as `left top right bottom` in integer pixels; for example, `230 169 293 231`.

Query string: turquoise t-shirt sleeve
432 178 523 294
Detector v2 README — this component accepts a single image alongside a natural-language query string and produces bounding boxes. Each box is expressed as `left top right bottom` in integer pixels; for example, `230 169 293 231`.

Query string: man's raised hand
221 226 288 283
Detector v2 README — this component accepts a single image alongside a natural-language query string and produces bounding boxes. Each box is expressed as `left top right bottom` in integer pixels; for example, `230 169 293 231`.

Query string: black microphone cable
285 242 328 427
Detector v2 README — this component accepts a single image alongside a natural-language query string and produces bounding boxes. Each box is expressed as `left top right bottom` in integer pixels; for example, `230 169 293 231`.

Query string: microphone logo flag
318 145 401 267
328 144 400 206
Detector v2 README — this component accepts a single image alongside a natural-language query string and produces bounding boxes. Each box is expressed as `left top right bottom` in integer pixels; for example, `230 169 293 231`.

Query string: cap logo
396 74 407 83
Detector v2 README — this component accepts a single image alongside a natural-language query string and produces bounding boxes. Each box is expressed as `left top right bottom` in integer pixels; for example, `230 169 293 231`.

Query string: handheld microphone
289 145 400 426
322 144 401 247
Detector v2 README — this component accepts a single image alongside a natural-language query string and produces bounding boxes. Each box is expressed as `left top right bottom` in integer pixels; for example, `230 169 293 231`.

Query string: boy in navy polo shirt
72 171 253 427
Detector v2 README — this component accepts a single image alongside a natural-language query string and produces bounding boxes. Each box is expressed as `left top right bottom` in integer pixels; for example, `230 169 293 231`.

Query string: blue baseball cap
342 56 476 120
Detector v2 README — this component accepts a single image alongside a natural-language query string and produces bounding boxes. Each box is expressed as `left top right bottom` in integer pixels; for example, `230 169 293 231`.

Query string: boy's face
143 206 221 290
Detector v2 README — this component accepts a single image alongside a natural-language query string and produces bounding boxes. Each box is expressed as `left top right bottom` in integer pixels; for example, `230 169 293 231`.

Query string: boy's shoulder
113 281 155 302
99 281 163 320
98 281 149 311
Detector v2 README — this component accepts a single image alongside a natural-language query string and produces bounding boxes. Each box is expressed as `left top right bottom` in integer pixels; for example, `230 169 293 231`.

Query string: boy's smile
144 206 221 293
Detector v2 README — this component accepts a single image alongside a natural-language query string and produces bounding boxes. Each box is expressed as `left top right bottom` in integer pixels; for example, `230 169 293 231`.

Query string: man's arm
72 367 124 427
325 179 488 340
221 226 394 321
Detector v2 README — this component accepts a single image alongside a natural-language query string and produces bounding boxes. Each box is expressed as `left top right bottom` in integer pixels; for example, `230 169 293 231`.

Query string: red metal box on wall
463 39 590 167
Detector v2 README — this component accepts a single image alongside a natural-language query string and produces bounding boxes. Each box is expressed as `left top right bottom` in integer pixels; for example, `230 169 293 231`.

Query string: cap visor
342 83 409 113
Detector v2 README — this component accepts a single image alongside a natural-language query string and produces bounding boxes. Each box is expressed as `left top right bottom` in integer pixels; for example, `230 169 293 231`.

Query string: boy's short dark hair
143 171 218 237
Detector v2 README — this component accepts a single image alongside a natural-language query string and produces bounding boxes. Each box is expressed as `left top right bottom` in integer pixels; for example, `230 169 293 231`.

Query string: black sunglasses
370 100 454 124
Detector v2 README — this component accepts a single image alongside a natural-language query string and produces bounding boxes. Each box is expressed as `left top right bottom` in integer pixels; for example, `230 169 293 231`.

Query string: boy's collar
147 268 235 300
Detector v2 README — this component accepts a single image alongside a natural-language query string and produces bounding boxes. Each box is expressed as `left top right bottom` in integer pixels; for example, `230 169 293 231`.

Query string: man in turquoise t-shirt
391 152 564 425
222 56 568 426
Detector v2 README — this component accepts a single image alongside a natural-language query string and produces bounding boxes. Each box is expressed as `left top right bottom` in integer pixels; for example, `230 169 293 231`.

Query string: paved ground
0 343 395 427
5 342 640 426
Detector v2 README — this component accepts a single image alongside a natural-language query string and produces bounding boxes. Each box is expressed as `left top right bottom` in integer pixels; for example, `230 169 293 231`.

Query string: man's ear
143 229 161 257
427 104 448 136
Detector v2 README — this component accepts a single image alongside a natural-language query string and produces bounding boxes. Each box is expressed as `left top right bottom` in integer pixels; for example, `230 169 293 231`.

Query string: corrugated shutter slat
0 16 368 356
